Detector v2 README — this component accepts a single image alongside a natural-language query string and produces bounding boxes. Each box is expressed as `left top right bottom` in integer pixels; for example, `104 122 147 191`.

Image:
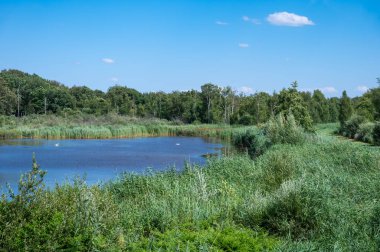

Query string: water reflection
0 137 225 193
0 139 44 146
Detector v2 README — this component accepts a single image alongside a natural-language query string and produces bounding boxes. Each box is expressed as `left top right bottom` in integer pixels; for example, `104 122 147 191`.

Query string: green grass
1 122 380 251
0 114 252 140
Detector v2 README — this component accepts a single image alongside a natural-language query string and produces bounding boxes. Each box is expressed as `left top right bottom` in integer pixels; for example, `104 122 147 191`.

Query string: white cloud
238 43 249 48
319 86 337 94
267 12 314 26
242 16 250 22
102 58 115 64
357 85 369 93
242 16 261 25
239 86 255 95
216 21 228 25
111 77 119 82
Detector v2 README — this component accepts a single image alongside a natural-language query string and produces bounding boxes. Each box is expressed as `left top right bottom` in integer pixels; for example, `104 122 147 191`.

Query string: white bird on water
55 143 60 147
176 143 180 146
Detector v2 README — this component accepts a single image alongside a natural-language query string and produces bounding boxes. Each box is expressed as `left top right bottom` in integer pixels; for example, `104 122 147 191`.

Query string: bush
232 129 272 158
355 122 375 143
259 181 327 240
239 113 255 125
127 225 278 251
340 114 367 138
264 113 307 145
373 122 380 146
0 157 121 251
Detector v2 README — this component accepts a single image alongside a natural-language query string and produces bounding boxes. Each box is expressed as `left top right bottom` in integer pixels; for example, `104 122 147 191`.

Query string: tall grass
1 124 380 250
0 114 251 140
0 115 379 250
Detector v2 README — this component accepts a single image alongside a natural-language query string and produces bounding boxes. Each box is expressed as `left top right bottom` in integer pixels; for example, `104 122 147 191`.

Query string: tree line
0 69 379 128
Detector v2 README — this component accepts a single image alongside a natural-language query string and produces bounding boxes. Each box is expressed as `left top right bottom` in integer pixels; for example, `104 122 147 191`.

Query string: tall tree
355 94 375 120
338 90 353 126
370 78 380 120
276 81 313 131
0 77 17 115
312 90 330 123
201 83 222 123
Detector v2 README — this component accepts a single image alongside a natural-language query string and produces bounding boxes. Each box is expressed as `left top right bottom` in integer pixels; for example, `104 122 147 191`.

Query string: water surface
0 137 224 192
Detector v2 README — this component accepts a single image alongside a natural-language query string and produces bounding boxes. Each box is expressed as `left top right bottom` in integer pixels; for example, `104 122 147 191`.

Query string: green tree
312 90 330 123
370 78 380 120
276 81 313 131
327 97 340 122
106 86 135 115
355 95 375 121
0 77 17 115
201 83 222 123
338 90 353 126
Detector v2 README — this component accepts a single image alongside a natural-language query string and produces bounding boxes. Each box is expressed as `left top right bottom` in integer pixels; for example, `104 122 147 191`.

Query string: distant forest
0 69 379 126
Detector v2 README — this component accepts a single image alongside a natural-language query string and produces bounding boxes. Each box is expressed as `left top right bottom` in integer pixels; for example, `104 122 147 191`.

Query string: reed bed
1 123 380 251
0 121 252 140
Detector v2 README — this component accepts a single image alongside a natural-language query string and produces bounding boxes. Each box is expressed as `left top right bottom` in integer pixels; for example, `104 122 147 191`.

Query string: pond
0 137 225 193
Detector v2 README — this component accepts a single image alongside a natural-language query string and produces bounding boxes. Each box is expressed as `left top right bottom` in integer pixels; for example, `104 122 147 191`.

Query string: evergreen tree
276 81 314 131
338 90 353 126
370 78 380 120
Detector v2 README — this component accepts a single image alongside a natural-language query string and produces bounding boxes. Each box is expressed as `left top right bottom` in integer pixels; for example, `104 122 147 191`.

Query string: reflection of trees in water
0 139 44 147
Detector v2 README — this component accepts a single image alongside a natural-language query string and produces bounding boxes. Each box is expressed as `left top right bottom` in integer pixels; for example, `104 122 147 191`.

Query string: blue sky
0 0 379 97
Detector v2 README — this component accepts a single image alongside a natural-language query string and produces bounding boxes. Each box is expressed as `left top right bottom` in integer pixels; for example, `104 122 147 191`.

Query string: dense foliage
337 78 380 145
0 69 344 126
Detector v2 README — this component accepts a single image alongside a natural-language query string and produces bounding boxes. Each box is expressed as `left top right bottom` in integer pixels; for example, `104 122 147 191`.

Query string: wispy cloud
242 16 261 25
238 43 249 48
267 12 314 26
301 86 338 95
319 86 337 94
357 85 369 93
111 77 119 82
239 86 255 95
251 19 261 25
102 58 115 64
215 20 228 25
300 88 314 93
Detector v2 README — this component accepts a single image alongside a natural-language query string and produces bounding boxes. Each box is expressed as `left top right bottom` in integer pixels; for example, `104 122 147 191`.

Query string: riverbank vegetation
1 70 379 141
0 114 245 140
1 70 380 250
1 117 380 251
337 79 380 145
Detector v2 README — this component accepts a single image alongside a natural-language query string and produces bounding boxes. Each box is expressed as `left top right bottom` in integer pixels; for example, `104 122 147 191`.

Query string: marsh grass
0 114 250 140
1 122 380 251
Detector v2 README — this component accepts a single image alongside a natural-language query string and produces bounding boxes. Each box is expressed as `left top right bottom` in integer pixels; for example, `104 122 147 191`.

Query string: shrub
355 122 375 143
0 157 121 251
127 225 278 251
264 113 307 145
373 122 380 146
232 129 272 158
239 113 255 125
259 181 327 239
340 114 367 138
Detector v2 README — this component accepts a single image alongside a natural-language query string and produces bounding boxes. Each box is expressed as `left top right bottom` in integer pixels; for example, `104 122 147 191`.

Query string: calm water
0 137 224 192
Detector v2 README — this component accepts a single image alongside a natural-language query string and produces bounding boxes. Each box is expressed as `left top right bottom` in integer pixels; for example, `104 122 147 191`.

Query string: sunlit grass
1 122 380 250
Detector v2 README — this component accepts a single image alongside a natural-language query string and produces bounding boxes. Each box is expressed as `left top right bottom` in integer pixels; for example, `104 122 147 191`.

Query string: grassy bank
0 114 249 140
1 120 380 251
